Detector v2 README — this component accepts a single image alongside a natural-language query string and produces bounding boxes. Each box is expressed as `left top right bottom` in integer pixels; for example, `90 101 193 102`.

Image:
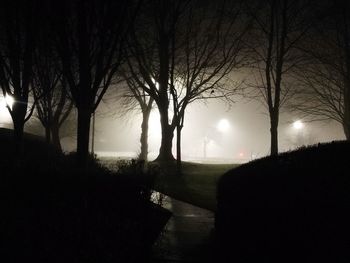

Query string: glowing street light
217 119 230 133
291 120 306 148
293 120 303 130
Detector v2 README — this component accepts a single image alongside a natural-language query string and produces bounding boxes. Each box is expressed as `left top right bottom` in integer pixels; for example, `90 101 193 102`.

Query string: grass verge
152 162 239 211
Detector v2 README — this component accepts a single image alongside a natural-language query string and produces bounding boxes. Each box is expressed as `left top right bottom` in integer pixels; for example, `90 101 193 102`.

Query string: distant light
217 119 230 133
293 120 303 130
239 152 244 157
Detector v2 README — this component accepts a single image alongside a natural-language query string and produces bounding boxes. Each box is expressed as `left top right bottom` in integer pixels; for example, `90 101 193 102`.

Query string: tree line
1 0 349 170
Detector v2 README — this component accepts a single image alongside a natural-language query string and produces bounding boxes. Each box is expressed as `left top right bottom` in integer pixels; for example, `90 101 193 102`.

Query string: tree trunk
13 117 25 158
176 125 182 174
139 109 151 162
343 72 350 140
155 23 174 162
11 101 27 157
343 82 350 140
341 4 350 141
77 107 91 169
270 111 279 156
45 125 51 145
91 112 95 154
155 102 175 162
342 123 350 140
157 125 175 161
51 123 62 152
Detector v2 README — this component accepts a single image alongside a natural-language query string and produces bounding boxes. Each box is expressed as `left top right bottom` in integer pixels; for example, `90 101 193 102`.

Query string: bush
0 128 171 262
216 141 350 263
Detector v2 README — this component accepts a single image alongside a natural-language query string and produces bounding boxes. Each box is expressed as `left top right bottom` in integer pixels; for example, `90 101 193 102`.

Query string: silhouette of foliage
216 140 350 262
0 127 170 262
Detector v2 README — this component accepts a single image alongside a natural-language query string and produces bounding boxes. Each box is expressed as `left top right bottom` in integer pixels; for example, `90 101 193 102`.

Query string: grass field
152 162 239 211
99 157 239 211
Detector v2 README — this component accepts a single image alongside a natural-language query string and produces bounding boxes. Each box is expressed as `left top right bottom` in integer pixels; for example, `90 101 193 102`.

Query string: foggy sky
60 96 345 163
1 91 345 163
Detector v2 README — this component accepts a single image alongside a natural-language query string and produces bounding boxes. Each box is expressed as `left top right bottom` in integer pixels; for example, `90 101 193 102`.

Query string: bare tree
50 0 140 167
127 0 248 166
292 1 350 140
117 73 154 162
126 0 185 162
0 0 39 153
33 79 73 151
172 1 248 171
32 22 73 151
246 0 314 155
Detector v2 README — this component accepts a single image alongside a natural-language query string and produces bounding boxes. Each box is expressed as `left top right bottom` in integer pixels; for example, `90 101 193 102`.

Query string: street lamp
292 120 305 147
293 120 303 130
217 118 230 133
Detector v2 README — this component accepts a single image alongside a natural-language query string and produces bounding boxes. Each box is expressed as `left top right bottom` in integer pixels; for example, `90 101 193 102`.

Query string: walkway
151 194 216 262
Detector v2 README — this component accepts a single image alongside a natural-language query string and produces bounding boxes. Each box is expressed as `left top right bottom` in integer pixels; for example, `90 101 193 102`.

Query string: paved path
151 194 216 262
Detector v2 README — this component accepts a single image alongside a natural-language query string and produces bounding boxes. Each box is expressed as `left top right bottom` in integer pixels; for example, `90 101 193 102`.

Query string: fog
0 93 346 163
61 97 345 163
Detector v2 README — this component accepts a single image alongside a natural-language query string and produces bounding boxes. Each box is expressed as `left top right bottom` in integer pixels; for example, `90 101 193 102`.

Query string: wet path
151 195 216 262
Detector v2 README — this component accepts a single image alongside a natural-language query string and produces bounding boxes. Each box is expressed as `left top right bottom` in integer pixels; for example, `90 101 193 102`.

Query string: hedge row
216 141 350 262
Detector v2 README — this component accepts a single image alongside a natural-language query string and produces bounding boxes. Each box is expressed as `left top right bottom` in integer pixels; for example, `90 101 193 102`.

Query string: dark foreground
0 128 170 262
2 127 350 262
152 195 215 263
216 141 350 262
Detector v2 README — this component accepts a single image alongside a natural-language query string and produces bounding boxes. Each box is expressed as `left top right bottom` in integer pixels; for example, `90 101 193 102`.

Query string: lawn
99 158 239 211
152 162 239 211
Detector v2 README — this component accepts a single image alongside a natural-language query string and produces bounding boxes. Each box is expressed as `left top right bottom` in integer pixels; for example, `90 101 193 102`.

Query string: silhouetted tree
126 0 184 162
118 73 154 162
127 0 247 166
50 0 140 167
33 79 73 151
0 0 39 153
172 1 248 171
292 1 350 140
32 22 73 151
246 0 314 155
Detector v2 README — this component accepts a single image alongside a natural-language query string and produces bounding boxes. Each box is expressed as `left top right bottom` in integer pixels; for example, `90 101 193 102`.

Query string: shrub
0 128 171 262
216 141 350 263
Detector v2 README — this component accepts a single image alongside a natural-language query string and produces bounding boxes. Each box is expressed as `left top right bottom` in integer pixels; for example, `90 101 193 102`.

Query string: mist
2 92 344 164
58 97 344 163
